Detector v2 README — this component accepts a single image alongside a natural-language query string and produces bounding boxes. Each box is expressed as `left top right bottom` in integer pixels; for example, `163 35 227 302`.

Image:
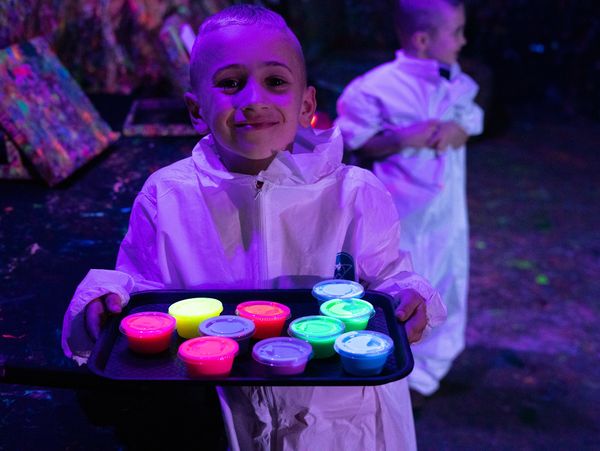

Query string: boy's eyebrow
212 61 294 78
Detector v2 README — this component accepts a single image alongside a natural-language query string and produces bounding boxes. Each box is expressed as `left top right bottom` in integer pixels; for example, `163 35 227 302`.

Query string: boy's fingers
395 291 422 321
105 293 123 314
85 298 106 341
405 302 428 343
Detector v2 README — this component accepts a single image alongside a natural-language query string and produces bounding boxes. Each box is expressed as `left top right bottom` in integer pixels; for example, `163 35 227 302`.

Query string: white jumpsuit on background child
62 126 446 450
336 50 483 395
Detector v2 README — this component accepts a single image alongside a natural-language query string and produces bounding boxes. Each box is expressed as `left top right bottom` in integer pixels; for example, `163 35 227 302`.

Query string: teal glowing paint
16 99 29 115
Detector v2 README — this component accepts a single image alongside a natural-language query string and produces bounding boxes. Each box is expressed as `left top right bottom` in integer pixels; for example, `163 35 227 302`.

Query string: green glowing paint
510 259 534 270
475 240 487 249
288 316 345 358
535 274 549 285
319 298 375 331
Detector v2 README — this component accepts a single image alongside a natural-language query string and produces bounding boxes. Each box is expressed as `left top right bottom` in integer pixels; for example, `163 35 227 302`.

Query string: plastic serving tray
88 289 414 386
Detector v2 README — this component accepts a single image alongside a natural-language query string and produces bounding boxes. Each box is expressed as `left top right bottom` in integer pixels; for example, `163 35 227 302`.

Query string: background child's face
187 24 315 161
425 3 466 66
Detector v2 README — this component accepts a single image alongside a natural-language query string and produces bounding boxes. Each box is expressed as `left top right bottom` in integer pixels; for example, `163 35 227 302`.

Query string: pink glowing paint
235 301 291 339
177 336 239 377
119 312 176 354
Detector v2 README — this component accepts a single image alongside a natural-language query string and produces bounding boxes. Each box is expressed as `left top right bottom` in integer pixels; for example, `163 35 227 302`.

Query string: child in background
336 0 483 397
62 5 446 450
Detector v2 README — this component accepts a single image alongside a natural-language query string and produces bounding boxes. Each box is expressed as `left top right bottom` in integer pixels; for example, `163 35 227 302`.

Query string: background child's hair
189 4 306 90
394 0 464 44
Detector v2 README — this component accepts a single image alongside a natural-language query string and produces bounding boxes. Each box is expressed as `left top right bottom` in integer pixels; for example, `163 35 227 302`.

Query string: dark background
1 1 599 450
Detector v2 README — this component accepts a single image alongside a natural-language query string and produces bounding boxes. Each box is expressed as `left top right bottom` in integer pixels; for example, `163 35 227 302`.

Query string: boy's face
185 24 316 162
425 2 466 66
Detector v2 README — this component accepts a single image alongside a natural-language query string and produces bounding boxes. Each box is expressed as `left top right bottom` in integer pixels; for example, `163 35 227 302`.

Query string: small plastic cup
287 315 346 358
252 337 313 376
168 298 223 339
198 315 256 354
334 330 394 376
119 311 176 354
178 336 239 377
319 298 375 331
312 279 365 304
235 301 291 339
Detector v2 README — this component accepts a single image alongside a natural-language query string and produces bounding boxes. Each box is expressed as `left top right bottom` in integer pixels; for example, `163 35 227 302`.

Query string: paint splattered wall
0 0 215 94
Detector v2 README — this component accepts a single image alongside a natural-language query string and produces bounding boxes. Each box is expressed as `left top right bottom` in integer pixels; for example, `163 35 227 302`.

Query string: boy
62 5 446 450
336 0 484 397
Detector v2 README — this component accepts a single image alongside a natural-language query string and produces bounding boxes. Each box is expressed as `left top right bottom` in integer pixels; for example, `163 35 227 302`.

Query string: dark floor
1 98 599 450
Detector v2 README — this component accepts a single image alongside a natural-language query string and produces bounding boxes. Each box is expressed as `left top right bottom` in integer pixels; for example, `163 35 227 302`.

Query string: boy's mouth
235 121 278 130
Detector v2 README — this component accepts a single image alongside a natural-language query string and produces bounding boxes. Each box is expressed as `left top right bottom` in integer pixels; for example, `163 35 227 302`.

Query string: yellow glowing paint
168 298 223 338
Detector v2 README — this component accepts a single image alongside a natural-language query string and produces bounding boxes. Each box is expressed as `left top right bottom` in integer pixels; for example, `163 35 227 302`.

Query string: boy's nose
238 80 268 109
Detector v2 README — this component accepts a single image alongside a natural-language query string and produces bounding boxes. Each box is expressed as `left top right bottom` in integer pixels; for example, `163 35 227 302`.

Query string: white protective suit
336 50 484 396
62 126 446 450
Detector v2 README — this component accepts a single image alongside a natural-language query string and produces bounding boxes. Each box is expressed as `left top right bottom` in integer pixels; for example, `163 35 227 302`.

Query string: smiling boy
62 5 446 450
336 0 484 397
184 18 315 174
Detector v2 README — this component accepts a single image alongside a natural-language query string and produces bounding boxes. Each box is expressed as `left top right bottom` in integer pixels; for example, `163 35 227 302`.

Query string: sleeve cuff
61 269 135 365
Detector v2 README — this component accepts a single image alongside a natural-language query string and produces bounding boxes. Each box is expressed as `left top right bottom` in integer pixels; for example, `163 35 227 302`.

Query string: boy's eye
216 79 241 90
266 77 288 88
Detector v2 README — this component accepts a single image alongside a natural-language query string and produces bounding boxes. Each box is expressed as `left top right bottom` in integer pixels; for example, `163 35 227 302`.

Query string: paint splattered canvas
123 98 197 137
158 13 193 95
0 37 119 185
0 129 31 180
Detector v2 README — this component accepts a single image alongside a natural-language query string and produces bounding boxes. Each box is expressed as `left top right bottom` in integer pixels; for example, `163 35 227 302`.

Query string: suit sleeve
335 80 385 150
347 173 447 329
453 74 484 137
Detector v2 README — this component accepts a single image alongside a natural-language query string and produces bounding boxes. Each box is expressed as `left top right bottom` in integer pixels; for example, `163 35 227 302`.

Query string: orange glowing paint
235 301 291 339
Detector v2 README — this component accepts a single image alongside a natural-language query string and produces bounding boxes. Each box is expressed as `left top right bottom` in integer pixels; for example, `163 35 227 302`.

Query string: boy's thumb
105 293 123 314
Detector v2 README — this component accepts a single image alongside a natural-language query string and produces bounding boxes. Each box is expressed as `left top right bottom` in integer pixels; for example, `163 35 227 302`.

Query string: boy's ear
411 31 431 56
184 92 209 135
298 86 317 128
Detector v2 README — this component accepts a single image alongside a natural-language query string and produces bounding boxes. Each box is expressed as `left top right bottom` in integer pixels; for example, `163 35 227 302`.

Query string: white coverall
336 50 484 395
62 126 446 450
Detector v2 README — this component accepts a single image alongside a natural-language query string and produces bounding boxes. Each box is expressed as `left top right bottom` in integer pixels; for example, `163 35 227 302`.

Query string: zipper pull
254 180 264 199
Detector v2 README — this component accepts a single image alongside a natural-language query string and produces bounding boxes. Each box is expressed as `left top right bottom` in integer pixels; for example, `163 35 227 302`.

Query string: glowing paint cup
334 331 394 376
199 315 256 354
312 279 365 304
168 298 223 339
287 315 345 358
119 311 176 354
319 298 375 331
235 301 291 339
178 336 239 377
252 337 313 376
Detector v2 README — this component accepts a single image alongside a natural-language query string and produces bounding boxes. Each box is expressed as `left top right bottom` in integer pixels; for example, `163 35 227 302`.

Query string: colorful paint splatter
0 37 118 185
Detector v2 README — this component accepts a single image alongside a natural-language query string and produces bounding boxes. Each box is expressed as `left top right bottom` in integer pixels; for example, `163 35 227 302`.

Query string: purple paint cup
252 337 313 376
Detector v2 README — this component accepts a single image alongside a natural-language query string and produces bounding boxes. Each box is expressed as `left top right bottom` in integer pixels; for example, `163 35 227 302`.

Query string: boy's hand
395 289 428 344
393 120 440 149
427 121 468 152
84 293 123 341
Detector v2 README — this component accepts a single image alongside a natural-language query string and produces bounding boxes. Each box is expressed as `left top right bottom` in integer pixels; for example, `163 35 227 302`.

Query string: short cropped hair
189 5 306 90
394 0 464 44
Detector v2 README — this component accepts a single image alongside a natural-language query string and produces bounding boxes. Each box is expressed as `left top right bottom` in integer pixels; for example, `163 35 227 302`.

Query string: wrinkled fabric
336 51 483 395
62 125 446 449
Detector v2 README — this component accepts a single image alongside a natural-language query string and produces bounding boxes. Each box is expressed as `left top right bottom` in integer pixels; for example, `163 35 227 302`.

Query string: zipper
254 178 268 288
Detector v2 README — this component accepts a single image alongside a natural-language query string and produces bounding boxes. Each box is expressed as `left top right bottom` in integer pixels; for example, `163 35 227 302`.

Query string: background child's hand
427 121 468 152
84 293 123 341
392 119 440 149
395 289 428 343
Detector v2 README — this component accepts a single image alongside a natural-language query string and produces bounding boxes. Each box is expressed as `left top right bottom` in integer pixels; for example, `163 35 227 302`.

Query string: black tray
88 289 414 386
